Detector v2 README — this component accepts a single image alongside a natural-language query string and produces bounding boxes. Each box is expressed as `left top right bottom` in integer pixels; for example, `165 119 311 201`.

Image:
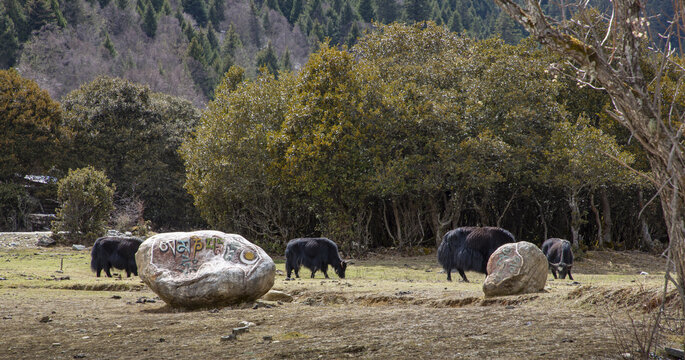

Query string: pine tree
99 0 112 8
208 0 225 28
161 0 171 14
375 0 397 24
255 41 278 76
280 46 292 71
357 0 374 22
221 24 242 57
116 0 129 9
102 32 117 57
345 21 360 47
150 0 164 12
27 0 57 33
447 10 462 33
141 2 157 37
207 25 219 50
404 0 429 23
50 0 67 27
0 5 20 69
265 0 280 12
187 36 206 64
262 10 271 32
278 0 292 20
290 0 303 22
248 0 261 47
182 0 209 27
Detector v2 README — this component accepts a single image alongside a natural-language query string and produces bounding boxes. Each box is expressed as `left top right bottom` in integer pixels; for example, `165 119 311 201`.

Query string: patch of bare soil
0 234 679 359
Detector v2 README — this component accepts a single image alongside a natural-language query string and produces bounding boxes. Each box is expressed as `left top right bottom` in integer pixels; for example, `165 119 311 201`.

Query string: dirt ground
0 233 681 359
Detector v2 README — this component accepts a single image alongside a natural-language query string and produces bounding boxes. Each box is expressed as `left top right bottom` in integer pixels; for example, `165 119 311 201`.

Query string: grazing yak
90 236 143 277
437 226 515 282
541 238 574 280
285 238 348 280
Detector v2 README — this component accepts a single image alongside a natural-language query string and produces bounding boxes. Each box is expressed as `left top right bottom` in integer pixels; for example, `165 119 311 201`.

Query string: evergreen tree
248 0 261 47
27 0 57 33
266 0 280 12
150 0 164 12
221 23 242 57
116 0 129 9
375 0 397 24
141 2 157 37
50 0 67 27
98 0 112 8
187 36 206 64
0 5 20 69
4 0 28 41
290 0 303 22
255 41 279 76
262 10 271 32
345 21 360 47
102 32 117 57
280 46 292 71
278 0 292 20
358 0 374 22
207 25 219 50
208 0 225 27
404 0 429 23
447 10 462 33
161 0 171 14
182 0 209 27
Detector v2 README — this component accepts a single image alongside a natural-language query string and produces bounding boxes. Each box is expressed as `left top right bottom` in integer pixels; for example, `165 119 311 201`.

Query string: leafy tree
255 41 279 76
358 0 375 22
60 77 201 228
0 69 62 181
52 166 114 244
0 182 38 231
181 71 305 245
141 2 158 38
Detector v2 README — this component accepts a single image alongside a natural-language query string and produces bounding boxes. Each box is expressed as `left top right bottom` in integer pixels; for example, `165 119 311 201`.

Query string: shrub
0 183 38 231
52 167 115 244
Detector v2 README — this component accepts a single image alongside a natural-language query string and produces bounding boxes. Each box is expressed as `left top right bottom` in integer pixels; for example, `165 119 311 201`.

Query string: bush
52 167 115 245
0 183 38 231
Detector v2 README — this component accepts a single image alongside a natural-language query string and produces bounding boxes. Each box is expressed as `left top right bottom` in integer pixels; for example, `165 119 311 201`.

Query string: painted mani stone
482 241 547 297
136 231 275 308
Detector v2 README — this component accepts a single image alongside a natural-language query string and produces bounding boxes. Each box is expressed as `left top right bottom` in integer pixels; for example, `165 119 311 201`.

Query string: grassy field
0 240 681 359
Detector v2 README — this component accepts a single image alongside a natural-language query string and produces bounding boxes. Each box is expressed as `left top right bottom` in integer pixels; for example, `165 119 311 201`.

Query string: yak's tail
90 240 100 272
437 240 452 272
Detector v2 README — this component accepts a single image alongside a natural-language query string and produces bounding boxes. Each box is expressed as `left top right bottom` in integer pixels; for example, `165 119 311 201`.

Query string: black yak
90 236 143 277
541 238 574 280
437 226 515 282
285 238 348 280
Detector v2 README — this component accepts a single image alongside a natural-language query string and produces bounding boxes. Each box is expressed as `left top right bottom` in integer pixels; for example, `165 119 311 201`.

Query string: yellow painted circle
244 251 255 261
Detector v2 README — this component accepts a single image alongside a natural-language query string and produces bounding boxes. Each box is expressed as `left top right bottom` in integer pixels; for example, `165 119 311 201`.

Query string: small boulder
136 231 275 308
72 245 86 251
482 241 547 297
36 236 56 247
261 290 293 302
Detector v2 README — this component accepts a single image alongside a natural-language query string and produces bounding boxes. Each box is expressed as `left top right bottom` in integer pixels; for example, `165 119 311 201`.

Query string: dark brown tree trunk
600 187 612 246
590 192 602 247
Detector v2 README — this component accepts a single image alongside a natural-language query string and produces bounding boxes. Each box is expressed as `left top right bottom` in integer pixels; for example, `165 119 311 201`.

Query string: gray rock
482 241 548 297
261 290 293 302
232 326 250 335
220 334 236 341
136 231 275 308
36 236 56 247
71 245 86 251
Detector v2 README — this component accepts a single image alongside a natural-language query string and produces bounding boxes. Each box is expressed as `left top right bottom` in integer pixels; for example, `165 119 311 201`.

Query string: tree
26 0 57 33
493 0 685 315
0 69 62 181
0 5 20 69
182 0 209 27
375 0 398 24
281 46 293 71
141 2 157 38
404 0 429 23
181 71 306 245
60 77 201 228
208 0 224 27
255 41 279 76
52 167 114 244
358 0 375 22
102 32 117 57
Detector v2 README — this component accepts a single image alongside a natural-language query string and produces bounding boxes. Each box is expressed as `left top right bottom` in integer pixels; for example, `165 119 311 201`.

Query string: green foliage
255 41 279 76
375 0 398 23
182 0 209 27
0 4 20 69
0 182 38 231
404 0 430 23
102 32 117 57
358 0 375 22
60 77 201 228
141 2 157 38
26 0 57 33
0 69 62 181
52 166 115 244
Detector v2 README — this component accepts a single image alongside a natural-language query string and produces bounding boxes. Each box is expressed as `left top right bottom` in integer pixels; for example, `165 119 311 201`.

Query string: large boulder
482 241 547 297
136 231 275 308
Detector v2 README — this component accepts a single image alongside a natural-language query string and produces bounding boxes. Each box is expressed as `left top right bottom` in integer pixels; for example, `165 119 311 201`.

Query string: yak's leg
294 267 300 278
550 267 558 279
104 266 113 278
457 268 469 282
567 270 574 281
446 269 452 282
310 269 316 278
286 263 293 280
96 268 102 277
126 270 131 277
322 264 329 279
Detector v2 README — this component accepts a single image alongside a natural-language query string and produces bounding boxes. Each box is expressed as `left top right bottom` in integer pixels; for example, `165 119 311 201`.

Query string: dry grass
0 241 679 359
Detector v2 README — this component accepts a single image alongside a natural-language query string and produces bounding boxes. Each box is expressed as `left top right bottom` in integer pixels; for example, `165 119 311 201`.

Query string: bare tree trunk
568 191 582 248
600 187 613 246
637 189 657 251
589 192 602 247
534 196 548 240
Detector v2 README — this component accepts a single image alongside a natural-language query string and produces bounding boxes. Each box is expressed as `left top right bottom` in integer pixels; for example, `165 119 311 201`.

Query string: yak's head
335 260 348 279
558 264 571 279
